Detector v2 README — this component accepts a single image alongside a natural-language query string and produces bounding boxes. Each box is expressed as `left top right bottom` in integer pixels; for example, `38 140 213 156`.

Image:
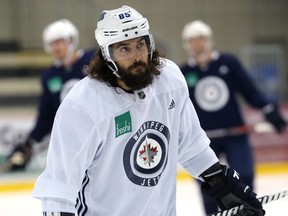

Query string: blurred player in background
180 20 287 214
32 5 265 216
2 19 96 171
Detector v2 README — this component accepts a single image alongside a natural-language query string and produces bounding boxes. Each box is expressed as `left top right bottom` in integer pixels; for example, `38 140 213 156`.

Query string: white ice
0 173 287 216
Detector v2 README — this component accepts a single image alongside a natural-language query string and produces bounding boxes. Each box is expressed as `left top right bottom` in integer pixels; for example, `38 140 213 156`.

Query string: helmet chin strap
108 55 149 80
108 62 131 92
108 61 121 78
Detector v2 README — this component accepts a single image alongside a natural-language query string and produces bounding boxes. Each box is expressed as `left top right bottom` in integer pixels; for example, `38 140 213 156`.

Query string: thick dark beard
117 61 154 91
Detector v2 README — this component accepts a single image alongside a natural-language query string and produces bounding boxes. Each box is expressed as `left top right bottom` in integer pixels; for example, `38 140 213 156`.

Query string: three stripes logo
168 99 175 110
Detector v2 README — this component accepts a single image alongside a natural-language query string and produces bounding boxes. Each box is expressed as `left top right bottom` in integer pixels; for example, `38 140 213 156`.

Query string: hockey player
33 6 265 216
180 20 286 214
3 19 96 171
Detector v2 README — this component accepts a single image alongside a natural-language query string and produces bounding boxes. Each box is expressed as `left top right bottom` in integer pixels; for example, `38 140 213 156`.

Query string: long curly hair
84 49 164 88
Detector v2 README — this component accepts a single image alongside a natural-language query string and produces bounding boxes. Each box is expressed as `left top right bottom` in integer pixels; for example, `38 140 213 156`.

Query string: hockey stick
208 188 288 216
0 157 15 173
205 122 275 139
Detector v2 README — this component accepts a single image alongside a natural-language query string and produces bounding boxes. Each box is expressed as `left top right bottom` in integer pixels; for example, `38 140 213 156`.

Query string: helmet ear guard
95 5 155 73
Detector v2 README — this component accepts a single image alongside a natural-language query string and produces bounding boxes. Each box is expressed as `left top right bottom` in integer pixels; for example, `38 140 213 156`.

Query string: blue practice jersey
29 49 96 142
180 51 272 132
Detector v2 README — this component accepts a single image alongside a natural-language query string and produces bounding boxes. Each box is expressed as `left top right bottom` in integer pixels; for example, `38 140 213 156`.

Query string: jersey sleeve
29 72 56 142
228 55 271 108
178 93 219 178
33 99 100 204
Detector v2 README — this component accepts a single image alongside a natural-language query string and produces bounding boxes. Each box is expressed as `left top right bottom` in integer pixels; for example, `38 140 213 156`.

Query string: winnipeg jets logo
195 76 229 112
60 79 81 102
139 136 159 167
123 121 170 187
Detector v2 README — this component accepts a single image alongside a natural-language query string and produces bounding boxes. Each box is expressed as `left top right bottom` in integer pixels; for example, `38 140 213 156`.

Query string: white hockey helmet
182 20 214 51
95 5 155 70
43 19 79 53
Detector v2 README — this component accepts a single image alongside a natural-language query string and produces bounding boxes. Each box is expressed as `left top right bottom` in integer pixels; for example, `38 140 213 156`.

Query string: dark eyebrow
113 37 145 49
137 37 145 44
113 42 128 49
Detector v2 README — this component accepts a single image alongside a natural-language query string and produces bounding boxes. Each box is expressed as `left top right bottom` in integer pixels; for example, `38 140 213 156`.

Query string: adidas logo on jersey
168 99 175 110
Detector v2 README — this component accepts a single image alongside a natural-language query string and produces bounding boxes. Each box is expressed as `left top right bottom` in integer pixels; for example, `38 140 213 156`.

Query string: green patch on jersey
185 72 198 88
47 76 62 93
115 111 132 138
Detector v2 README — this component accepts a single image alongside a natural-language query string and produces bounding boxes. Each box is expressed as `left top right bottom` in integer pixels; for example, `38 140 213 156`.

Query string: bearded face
84 40 162 89
116 60 154 91
110 37 155 91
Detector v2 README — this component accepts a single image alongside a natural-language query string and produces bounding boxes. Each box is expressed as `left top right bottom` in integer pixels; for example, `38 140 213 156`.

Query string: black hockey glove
236 205 265 216
201 163 265 216
263 103 287 133
6 139 33 171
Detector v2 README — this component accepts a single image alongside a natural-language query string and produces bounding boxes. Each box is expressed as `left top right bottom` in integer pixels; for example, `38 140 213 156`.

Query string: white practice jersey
33 58 218 216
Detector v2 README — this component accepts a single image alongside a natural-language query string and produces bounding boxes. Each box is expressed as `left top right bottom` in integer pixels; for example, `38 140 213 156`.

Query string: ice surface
0 173 287 216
